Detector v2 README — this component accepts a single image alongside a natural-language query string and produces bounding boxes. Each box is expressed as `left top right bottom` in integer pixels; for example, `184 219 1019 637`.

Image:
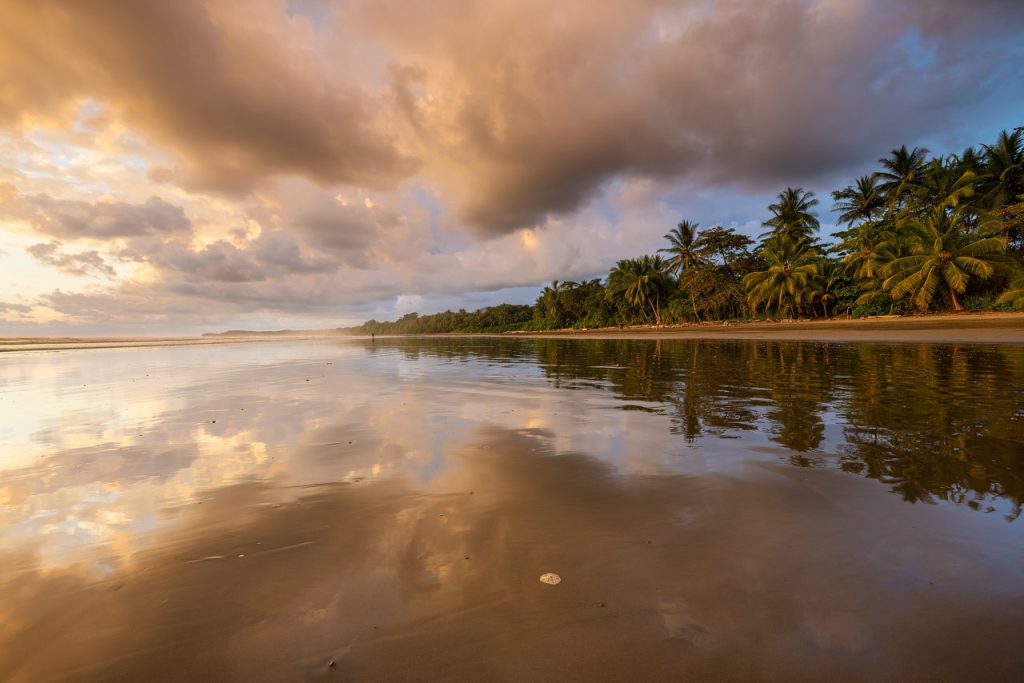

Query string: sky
1 0 1022 336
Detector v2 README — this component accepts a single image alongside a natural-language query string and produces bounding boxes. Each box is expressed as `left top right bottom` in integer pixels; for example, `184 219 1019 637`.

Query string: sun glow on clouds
0 0 1021 333
519 229 539 253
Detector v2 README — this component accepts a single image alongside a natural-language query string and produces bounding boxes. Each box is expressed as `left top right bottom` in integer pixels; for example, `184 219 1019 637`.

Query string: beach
0 334 337 353
2 336 1023 680
4 3 1022 679
504 311 1024 343
3 312 1024 354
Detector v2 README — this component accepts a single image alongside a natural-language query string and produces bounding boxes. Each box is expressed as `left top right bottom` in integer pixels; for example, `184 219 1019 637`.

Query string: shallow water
2 337 1024 681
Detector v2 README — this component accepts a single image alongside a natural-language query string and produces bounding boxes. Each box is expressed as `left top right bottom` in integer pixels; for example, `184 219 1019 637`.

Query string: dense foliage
346 127 1024 334
350 304 534 335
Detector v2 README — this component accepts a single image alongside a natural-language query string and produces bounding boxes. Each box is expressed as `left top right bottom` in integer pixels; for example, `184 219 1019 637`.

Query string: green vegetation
345 127 1024 335
349 304 534 335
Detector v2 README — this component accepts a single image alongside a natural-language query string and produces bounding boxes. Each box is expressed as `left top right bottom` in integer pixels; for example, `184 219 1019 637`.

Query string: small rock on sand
539 572 561 585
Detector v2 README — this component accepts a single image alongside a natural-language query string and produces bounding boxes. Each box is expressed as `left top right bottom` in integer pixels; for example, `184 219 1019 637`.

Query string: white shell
539 572 561 585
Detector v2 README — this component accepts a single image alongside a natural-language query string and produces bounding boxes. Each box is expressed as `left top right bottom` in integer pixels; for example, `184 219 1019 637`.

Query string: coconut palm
814 259 845 318
910 157 975 214
832 175 884 226
761 187 820 241
955 145 984 178
659 220 706 321
606 255 672 325
996 275 1024 310
536 280 579 326
537 280 561 321
979 128 1024 209
659 221 705 272
842 227 898 281
875 145 930 214
882 208 1010 311
743 238 819 318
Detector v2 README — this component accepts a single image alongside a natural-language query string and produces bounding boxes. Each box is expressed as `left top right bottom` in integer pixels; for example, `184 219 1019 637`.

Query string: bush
962 293 1015 312
851 299 912 318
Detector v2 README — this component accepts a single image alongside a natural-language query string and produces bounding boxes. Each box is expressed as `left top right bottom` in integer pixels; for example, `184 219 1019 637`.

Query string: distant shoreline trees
344 127 1024 335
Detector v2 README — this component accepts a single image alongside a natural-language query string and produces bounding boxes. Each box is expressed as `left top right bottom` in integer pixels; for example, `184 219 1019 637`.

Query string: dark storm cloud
27 242 116 278
358 0 1024 235
0 0 415 193
2 0 1022 242
1 193 191 240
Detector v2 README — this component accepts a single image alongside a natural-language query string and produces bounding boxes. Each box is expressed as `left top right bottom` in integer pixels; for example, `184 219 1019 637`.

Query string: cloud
0 181 17 203
4 0 1022 238
27 242 116 278
0 0 415 193
153 230 336 284
0 0 1022 334
0 301 32 315
25 179 667 333
364 0 1024 234
0 193 191 240
266 181 402 263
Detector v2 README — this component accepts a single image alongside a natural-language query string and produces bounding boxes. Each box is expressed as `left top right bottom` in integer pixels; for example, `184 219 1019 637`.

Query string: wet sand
2 338 1024 680
3 313 1024 353
504 311 1024 343
0 334 337 353
5 444 1023 681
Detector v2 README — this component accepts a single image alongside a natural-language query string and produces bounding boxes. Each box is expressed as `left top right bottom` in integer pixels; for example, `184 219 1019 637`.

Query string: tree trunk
950 288 963 312
634 296 651 323
689 289 701 323
650 297 662 326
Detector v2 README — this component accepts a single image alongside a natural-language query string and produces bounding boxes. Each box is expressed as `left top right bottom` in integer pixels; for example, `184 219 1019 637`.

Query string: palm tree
537 281 562 323
814 259 844 318
875 145 930 215
761 187 820 241
606 255 671 325
659 221 704 271
956 145 984 178
979 129 1024 210
832 175 884 226
659 220 706 321
743 238 819 318
882 208 1009 311
996 275 1024 310
537 280 580 327
910 157 975 214
842 227 897 281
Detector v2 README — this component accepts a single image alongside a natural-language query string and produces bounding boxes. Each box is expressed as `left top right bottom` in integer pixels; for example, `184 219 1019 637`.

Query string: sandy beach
0 334 337 353
3 338 1024 680
3 313 1023 353
503 312 1024 343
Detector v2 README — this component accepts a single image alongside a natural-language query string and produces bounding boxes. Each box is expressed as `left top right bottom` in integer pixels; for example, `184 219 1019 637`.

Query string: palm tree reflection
360 337 1024 518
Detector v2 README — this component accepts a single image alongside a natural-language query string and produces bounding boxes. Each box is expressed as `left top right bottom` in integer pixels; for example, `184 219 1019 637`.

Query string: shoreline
0 334 339 353
494 311 1024 343
3 312 1023 351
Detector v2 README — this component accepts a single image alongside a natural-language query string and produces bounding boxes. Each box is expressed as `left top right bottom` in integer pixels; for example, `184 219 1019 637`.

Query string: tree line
345 127 1024 335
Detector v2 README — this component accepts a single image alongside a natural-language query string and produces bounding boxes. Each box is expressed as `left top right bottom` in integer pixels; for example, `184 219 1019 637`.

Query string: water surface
2 338 1024 680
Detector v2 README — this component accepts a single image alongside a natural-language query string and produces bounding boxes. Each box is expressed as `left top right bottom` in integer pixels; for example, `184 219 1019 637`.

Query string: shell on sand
539 572 561 585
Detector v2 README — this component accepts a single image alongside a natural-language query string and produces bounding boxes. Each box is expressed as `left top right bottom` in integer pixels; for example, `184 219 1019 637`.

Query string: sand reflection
3 427 1024 680
2 339 1024 680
